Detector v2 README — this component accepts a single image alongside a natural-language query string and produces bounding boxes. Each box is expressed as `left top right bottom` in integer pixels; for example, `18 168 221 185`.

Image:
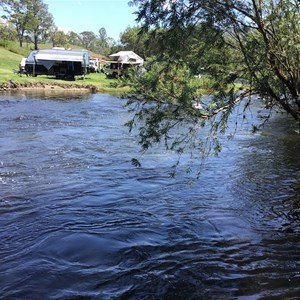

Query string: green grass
0 43 127 94
0 40 33 57
0 40 104 59
0 47 24 80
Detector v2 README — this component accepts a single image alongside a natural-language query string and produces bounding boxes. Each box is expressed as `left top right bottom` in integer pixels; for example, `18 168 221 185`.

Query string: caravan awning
35 52 86 62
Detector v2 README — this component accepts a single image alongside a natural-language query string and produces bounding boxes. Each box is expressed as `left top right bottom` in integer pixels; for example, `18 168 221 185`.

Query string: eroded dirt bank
0 80 98 93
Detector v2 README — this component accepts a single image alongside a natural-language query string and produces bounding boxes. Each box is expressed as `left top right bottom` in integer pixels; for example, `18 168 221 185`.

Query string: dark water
1 92 300 300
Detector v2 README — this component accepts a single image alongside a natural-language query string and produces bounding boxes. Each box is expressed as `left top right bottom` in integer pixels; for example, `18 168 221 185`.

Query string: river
0 92 300 299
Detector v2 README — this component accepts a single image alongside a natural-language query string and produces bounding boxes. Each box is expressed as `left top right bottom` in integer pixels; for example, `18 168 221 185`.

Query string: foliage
77 28 115 56
0 0 29 47
96 27 113 56
0 0 53 49
126 0 300 171
49 26 68 48
79 31 97 50
0 0 114 55
0 22 17 41
67 31 81 47
119 25 180 59
0 39 31 56
26 0 53 50
125 57 242 173
119 26 150 57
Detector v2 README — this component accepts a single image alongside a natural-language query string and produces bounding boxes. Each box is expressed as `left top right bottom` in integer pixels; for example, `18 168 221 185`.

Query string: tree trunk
18 34 23 48
34 34 38 50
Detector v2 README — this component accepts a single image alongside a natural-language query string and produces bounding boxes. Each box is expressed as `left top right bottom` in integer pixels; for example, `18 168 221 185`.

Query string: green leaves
125 0 300 176
131 158 141 168
1 0 53 48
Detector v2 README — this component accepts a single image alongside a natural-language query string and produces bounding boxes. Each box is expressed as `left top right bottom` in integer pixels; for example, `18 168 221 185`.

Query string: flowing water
0 92 300 299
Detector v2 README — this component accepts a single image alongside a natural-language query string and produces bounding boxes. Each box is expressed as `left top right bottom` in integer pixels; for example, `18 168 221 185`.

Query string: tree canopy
126 0 300 173
0 0 53 49
0 0 30 47
0 0 116 52
26 0 53 50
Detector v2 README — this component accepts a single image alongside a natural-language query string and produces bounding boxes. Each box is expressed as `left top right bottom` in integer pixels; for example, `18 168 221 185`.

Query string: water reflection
0 89 93 101
0 92 300 299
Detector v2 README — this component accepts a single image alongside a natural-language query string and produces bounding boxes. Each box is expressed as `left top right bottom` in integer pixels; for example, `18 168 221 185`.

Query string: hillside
0 40 105 60
0 47 23 81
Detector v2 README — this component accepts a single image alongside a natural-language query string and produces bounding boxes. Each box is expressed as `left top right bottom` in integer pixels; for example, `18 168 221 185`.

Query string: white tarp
35 53 86 62
109 51 144 65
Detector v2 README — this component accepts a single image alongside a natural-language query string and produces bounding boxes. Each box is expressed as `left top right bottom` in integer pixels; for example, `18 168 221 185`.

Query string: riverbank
0 77 129 94
0 80 98 93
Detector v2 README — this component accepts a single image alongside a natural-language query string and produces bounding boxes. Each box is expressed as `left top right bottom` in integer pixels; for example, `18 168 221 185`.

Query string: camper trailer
89 57 100 73
25 48 89 79
106 51 144 78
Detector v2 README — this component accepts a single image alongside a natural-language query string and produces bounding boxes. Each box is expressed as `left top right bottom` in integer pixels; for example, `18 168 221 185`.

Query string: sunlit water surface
0 92 300 299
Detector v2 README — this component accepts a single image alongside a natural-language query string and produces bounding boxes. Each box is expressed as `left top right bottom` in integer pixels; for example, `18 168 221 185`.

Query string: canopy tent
108 51 144 66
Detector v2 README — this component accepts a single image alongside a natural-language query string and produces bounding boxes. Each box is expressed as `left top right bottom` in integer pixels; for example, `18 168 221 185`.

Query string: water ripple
1 93 300 299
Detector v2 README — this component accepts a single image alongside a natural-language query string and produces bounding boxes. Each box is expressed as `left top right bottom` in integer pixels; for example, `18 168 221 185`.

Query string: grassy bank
0 45 128 94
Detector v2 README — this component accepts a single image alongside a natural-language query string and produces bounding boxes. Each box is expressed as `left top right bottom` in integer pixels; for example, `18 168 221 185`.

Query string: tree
0 0 53 49
26 0 53 50
50 26 68 48
79 31 97 50
0 19 17 41
0 0 30 47
120 26 146 55
67 31 81 46
127 0 300 173
119 25 168 58
95 27 112 55
98 27 108 44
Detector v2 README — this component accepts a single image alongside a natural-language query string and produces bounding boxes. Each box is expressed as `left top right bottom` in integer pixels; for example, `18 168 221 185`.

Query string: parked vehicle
89 58 100 73
106 51 144 78
25 48 89 79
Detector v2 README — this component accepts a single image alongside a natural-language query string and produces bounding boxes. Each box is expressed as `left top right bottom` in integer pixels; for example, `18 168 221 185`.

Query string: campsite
1 45 145 92
21 48 144 80
0 45 130 94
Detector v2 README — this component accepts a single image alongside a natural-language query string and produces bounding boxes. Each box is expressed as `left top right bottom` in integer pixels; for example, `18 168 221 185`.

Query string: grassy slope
0 47 24 81
0 43 126 93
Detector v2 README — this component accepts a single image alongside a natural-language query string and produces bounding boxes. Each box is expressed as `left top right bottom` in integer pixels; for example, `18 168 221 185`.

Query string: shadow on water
0 94 300 299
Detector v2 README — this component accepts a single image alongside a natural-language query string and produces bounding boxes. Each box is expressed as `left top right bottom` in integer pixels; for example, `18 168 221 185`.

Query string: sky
43 0 139 41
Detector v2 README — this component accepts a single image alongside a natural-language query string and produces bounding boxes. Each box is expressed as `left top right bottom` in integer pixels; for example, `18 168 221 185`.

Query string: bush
0 40 32 57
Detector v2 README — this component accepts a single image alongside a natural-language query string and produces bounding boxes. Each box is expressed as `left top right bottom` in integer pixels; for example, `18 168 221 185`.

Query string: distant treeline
0 0 157 58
